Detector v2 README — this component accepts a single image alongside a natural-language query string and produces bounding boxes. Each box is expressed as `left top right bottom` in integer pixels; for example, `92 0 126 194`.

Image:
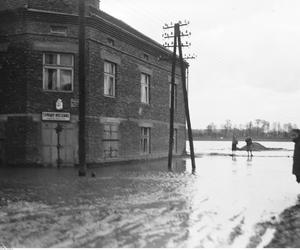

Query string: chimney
86 0 99 10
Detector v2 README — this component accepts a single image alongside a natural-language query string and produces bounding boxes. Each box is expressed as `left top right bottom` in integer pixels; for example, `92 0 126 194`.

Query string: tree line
193 119 298 141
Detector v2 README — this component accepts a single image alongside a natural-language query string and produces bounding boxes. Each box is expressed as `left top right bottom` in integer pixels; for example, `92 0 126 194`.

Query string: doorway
41 122 78 166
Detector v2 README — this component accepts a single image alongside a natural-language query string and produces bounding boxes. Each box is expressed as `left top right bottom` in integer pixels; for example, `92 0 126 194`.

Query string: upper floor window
141 73 150 104
107 38 115 47
104 61 116 97
143 54 149 61
43 53 74 92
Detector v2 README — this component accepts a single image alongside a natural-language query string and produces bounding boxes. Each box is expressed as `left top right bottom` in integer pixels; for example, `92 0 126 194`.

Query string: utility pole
163 21 196 171
55 123 62 168
167 23 178 171
78 0 87 177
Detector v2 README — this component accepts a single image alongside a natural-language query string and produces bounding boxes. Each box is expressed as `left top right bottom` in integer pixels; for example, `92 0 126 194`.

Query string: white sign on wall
42 112 70 121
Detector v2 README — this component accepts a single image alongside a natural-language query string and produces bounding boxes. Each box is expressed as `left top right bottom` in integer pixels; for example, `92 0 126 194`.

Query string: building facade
0 0 187 167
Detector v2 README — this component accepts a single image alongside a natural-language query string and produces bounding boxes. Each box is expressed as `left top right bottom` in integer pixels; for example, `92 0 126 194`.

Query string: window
43 53 73 92
104 61 116 97
103 124 119 158
107 38 115 46
141 73 150 104
143 54 149 61
140 127 151 154
169 83 177 110
50 26 67 35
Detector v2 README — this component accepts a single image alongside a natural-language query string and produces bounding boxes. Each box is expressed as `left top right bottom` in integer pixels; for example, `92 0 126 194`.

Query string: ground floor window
103 124 119 158
140 127 151 154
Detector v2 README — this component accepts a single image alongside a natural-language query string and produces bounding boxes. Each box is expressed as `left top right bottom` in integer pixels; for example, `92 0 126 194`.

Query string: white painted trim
101 50 121 64
138 65 153 75
138 121 153 128
100 117 123 124
33 41 78 53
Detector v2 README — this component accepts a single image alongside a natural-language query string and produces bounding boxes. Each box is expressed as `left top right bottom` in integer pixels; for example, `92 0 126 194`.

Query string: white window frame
43 53 74 92
140 127 151 154
141 73 150 104
103 123 119 159
104 61 116 97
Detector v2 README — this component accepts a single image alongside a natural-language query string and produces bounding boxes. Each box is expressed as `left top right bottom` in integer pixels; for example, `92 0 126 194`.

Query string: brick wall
0 41 29 114
86 33 186 162
0 0 27 11
0 0 99 13
5 117 27 164
0 5 187 166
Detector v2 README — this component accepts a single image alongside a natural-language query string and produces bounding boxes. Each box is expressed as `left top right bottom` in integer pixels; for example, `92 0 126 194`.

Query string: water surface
0 141 298 247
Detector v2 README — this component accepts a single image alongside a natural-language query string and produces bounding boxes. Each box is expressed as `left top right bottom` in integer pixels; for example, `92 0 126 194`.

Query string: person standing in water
232 136 238 156
291 129 300 183
245 136 253 157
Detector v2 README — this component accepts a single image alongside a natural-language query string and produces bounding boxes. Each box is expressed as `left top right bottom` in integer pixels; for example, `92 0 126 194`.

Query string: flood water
0 141 299 247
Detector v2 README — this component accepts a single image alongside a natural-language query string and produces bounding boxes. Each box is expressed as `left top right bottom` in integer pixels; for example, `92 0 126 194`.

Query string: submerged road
0 153 299 247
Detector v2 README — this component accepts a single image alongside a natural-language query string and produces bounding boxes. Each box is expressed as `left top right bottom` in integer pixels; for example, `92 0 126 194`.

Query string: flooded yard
0 141 299 247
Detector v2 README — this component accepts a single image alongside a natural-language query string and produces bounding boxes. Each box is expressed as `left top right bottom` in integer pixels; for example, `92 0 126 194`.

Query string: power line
163 21 196 172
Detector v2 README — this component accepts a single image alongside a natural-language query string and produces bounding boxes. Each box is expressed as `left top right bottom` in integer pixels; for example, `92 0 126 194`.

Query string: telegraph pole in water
163 21 196 171
78 0 87 176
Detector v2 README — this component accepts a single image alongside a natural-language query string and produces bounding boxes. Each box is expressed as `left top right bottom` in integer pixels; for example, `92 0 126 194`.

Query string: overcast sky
101 0 300 129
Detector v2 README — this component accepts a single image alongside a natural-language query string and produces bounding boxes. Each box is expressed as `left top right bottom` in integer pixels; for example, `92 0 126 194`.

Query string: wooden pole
55 123 62 168
168 24 178 171
177 25 196 171
78 0 87 176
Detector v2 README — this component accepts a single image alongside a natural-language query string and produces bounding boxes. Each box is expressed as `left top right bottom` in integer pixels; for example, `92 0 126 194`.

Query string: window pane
60 70 72 91
141 74 149 84
104 141 110 150
60 54 73 66
104 124 111 132
45 54 57 65
141 74 146 84
103 124 119 158
104 75 115 96
103 131 110 140
108 77 114 96
104 62 115 74
111 63 115 74
145 86 149 103
141 74 149 104
104 62 109 73
111 125 118 132
111 131 118 140
45 68 57 90
141 85 146 103
104 75 109 95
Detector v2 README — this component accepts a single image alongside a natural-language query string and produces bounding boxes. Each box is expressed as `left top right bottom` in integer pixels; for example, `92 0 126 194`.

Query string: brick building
0 0 187 167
